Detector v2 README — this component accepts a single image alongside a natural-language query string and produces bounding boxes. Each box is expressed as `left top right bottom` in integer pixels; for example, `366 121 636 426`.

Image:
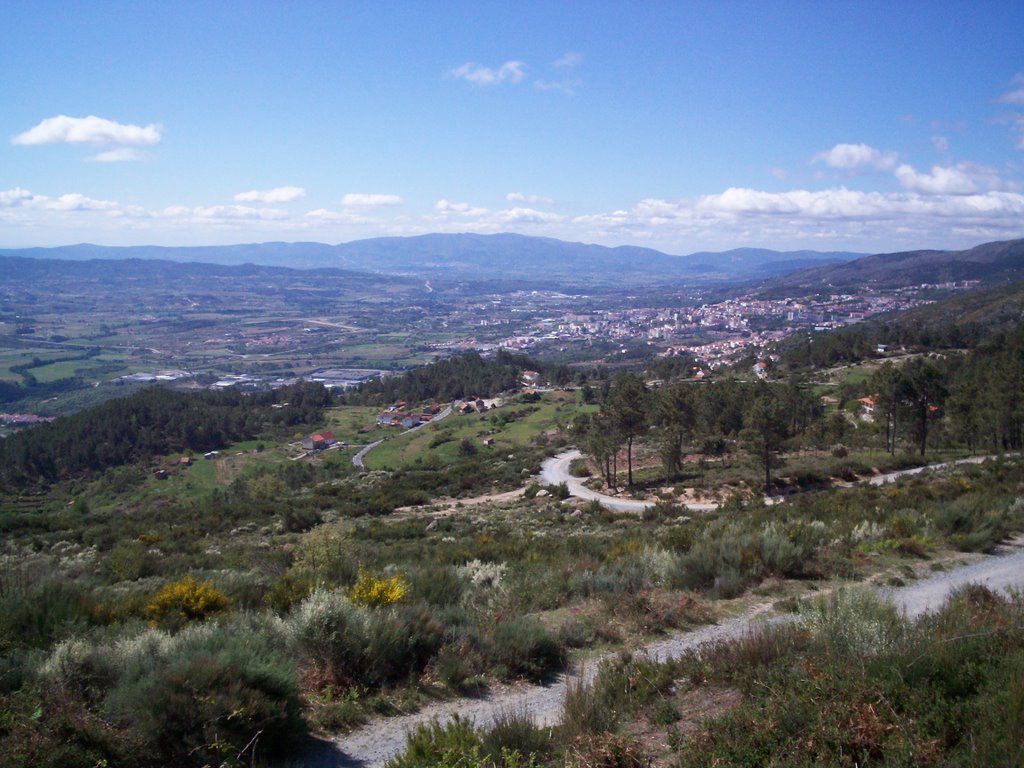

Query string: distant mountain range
0 233 864 286
761 238 1024 293
7 234 1024 293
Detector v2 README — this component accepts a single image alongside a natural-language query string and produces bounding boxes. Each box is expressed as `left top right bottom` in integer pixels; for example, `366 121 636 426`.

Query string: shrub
434 643 485 693
557 618 593 649
286 589 367 687
798 588 903 660
105 623 302 766
0 580 101 651
569 458 591 478
286 589 444 689
365 604 444 687
348 569 409 607
409 564 465 607
144 576 229 630
489 618 565 682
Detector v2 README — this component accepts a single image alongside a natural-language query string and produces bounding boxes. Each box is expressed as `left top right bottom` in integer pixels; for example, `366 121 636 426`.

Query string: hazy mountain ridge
762 238 1024 292
0 233 864 286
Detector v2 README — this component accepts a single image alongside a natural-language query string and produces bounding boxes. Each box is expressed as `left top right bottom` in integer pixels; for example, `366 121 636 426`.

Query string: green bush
286 588 368 687
409 564 466 607
434 643 485 693
105 623 303 766
488 618 565 682
286 589 444 689
0 581 101 652
34 619 301 767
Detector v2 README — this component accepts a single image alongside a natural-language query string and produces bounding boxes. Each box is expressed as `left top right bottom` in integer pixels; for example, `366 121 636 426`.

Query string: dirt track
288 545 1024 768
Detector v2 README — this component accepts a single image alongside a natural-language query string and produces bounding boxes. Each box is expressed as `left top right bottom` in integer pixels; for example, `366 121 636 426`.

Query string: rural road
539 449 716 513
289 545 1024 768
541 449 1017 513
351 405 454 469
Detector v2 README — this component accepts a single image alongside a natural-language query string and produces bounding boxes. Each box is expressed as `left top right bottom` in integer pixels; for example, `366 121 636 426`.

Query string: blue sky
2 1 1023 254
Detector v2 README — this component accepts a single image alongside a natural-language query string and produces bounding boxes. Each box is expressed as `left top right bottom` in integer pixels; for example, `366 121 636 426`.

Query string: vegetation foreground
1 340 1024 767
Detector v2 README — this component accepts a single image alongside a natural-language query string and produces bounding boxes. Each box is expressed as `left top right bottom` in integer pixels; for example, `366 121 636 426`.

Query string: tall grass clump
386 714 542 768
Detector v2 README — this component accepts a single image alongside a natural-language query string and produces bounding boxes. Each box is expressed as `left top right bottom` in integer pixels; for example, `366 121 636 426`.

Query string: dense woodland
344 350 578 405
0 382 331 488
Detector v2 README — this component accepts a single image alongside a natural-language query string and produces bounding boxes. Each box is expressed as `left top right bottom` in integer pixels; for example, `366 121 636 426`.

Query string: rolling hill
761 238 1024 294
0 233 863 286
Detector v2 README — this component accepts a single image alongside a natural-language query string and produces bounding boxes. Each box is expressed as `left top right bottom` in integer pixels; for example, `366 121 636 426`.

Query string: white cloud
895 162 1016 194
565 187 1024 254
0 188 117 212
434 198 487 215
998 73 1024 106
506 192 553 204
193 205 289 220
0 187 35 207
495 207 563 225
304 208 372 224
930 136 950 154
12 115 161 146
449 60 526 85
554 52 583 68
234 186 306 203
46 193 118 212
812 143 897 171
895 163 979 194
340 193 404 207
85 148 144 163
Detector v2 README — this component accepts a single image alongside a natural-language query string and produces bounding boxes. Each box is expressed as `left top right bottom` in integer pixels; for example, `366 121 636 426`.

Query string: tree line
575 329 1024 496
343 350 578 406
0 382 332 488
574 375 821 495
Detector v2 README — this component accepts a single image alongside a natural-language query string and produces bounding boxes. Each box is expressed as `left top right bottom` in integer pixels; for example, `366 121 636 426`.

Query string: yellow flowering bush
145 575 230 629
347 569 408 607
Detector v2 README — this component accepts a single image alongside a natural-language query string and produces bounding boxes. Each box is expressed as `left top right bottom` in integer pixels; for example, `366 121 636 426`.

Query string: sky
2 1 1023 255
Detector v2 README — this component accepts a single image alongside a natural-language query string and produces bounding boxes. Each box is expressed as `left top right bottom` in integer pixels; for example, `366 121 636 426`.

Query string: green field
365 392 593 470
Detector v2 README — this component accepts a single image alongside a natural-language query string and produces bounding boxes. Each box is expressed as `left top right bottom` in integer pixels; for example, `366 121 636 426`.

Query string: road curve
297 546 1024 768
541 449 1018 514
351 439 384 469
351 405 454 469
539 449 715 513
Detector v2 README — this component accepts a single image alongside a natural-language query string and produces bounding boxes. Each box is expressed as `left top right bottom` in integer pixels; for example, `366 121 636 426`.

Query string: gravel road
289 545 1024 768
351 405 454 469
539 450 716 513
541 450 1016 513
